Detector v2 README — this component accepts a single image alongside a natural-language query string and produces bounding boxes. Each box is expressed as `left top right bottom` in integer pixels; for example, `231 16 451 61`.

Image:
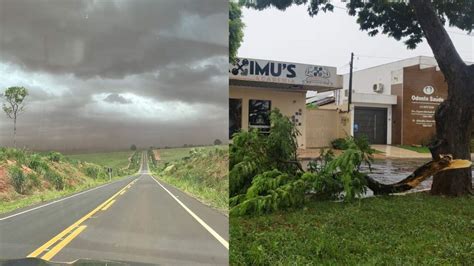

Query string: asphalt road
0 152 228 265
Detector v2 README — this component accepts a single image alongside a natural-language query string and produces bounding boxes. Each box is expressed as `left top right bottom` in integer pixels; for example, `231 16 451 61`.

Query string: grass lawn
398 145 431 153
230 193 473 265
66 151 133 169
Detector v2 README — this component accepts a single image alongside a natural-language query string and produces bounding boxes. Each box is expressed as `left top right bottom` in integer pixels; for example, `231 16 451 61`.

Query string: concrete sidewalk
371 145 432 159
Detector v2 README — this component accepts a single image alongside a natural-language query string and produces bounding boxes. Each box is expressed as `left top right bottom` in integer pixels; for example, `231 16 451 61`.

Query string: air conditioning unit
373 83 384 93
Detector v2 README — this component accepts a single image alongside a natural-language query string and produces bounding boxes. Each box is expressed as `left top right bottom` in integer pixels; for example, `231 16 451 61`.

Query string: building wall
305 109 350 148
391 83 403 145
229 85 307 148
401 65 448 145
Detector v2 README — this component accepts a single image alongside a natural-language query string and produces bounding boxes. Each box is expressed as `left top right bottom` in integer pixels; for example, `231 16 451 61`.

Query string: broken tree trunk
365 155 472 195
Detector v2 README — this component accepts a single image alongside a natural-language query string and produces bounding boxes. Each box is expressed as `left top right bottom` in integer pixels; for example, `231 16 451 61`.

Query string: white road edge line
150 175 229 250
0 176 135 222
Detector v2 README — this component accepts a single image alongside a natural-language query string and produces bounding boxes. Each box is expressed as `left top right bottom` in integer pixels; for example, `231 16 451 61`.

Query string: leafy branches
230 109 375 216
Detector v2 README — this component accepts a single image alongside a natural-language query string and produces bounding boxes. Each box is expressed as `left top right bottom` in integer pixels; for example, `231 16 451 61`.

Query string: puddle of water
301 158 473 196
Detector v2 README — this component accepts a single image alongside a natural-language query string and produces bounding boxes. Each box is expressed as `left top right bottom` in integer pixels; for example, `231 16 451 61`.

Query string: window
248 99 271 133
229 98 242 138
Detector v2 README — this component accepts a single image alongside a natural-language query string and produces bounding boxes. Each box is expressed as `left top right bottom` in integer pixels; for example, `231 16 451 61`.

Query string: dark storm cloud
103 93 132 104
0 0 227 78
0 0 228 151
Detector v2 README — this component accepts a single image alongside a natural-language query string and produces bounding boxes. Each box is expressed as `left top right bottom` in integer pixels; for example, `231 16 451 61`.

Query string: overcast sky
238 1 473 97
0 0 228 152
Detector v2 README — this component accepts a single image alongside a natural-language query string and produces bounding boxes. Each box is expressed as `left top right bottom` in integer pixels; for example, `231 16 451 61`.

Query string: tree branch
410 0 466 79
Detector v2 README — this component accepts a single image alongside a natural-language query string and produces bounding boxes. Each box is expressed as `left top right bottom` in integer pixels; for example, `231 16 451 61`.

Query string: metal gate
354 107 387 144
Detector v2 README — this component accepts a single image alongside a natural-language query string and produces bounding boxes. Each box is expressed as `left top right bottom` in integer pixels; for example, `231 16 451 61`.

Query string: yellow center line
41 225 87 261
27 178 136 259
119 190 126 195
101 199 116 211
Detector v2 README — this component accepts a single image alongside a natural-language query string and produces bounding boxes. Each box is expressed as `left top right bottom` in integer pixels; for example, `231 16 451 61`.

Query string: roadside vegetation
231 193 473 265
151 146 228 213
0 148 140 214
229 109 473 264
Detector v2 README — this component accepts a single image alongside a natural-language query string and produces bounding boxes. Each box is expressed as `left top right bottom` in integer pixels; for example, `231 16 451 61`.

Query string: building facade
336 56 470 145
229 58 342 148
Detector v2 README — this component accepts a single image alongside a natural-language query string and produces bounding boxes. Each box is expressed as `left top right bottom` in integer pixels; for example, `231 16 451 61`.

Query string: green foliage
241 0 473 49
230 194 474 265
331 138 348 150
147 148 157 169
9 165 26 194
128 151 141 171
47 151 63 162
214 139 222 145
0 147 27 164
156 146 229 211
230 109 375 216
230 109 301 197
130 144 137 151
26 172 41 189
229 1 245 63
27 154 49 174
2 86 28 118
84 164 106 179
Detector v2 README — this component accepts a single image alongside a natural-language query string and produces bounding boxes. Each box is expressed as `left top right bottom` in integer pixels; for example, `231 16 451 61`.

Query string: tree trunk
13 116 17 148
430 80 473 196
365 155 471 195
411 0 474 196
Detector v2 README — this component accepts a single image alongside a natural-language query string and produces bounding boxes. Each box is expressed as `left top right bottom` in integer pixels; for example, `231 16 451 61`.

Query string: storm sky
238 1 473 99
0 0 228 152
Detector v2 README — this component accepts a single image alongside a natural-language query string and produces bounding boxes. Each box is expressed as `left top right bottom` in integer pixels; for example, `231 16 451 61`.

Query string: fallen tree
365 155 472 195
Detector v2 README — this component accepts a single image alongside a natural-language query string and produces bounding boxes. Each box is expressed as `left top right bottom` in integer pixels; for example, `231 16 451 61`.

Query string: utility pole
347 52 354 113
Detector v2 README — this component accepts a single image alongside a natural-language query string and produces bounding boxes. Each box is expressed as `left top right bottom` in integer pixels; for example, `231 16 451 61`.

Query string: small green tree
130 144 137 151
214 139 222 145
2 87 28 147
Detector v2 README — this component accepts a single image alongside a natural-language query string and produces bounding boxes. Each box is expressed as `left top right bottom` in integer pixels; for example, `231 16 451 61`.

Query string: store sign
409 85 444 128
230 58 338 88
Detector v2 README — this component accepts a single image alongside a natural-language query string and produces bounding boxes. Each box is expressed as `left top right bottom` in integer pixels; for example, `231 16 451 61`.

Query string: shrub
2 148 27 164
331 138 348 150
45 170 64 190
230 109 375 216
26 172 41 191
47 152 63 162
27 154 49 174
9 165 26 194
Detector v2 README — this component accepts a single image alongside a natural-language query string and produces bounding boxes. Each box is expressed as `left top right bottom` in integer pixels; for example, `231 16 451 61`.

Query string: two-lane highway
0 152 228 265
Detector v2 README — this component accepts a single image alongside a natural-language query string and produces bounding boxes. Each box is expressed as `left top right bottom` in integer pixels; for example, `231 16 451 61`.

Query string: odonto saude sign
229 58 338 88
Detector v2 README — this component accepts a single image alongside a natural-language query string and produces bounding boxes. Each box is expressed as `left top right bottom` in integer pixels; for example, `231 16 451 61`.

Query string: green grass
0 175 126 214
154 146 228 212
158 146 226 164
66 151 133 169
398 145 431 153
230 193 474 265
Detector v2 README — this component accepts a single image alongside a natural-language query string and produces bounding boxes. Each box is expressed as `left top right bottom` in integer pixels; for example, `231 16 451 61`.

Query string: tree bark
365 156 471 195
411 0 473 195
13 116 16 148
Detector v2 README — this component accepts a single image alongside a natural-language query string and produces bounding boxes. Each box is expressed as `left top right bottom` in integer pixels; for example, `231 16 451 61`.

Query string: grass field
158 146 225 164
0 178 112 214
154 145 228 212
66 151 133 169
230 193 474 265
397 145 431 153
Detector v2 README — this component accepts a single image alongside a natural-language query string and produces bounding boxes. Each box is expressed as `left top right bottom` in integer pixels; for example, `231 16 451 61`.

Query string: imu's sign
230 58 338 88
